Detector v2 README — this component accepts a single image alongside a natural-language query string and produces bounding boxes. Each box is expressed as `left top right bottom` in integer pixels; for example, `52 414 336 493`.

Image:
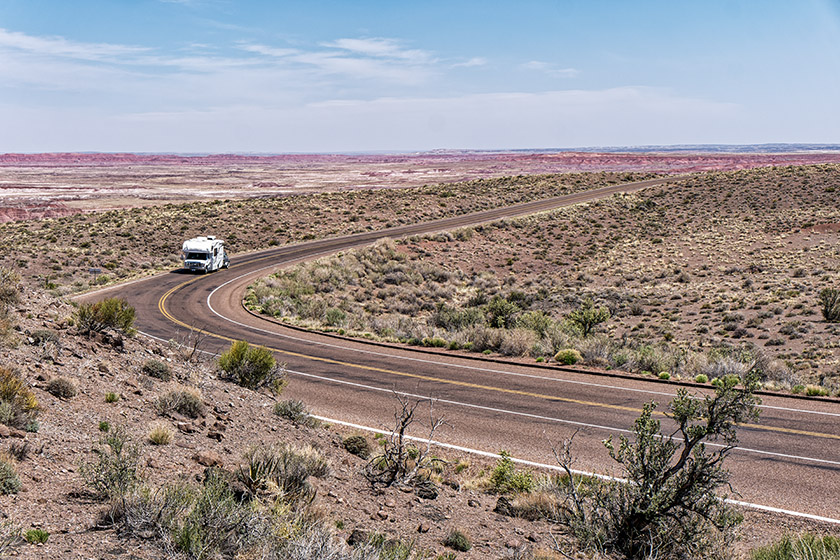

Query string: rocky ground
0 283 836 559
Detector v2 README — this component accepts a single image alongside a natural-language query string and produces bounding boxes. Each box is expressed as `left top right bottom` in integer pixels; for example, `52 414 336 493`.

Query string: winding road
85 177 840 523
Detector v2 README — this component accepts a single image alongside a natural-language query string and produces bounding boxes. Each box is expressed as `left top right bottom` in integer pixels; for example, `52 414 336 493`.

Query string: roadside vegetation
249 164 840 390
0 171 653 296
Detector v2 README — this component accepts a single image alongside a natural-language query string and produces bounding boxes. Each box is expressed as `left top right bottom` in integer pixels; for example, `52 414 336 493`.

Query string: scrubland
248 164 840 390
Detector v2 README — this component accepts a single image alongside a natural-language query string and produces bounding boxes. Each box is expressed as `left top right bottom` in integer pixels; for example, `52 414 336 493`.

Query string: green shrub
324 307 346 327
805 385 830 397
751 533 840 560
490 451 533 494
443 529 471 552
156 389 205 419
658 372 671 380
342 435 371 459
236 444 329 503
80 425 142 500
568 298 611 337
554 375 760 559
274 399 318 427
792 384 805 394
23 529 49 544
554 348 582 365
218 340 286 392
99 421 111 432
142 359 172 381
695 374 709 383
0 456 21 495
105 392 120 403
0 268 20 312
0 367 38 429
46 377 77 399
818 288 840 322
148 423 174 445
74 297 136 336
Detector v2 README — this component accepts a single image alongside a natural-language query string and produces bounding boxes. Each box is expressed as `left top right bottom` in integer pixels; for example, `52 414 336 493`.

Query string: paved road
88 177 840 522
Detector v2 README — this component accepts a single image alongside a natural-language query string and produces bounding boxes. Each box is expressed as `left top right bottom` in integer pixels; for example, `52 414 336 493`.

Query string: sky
0 0 839 153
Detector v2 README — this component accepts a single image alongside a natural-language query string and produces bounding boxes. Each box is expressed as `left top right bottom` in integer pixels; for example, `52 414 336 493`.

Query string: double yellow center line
158 270 840 443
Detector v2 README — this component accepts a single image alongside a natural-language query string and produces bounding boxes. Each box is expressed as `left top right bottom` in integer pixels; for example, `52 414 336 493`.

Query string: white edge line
205 266 840 418
137 330 840 525
139 330 840 468
312 414 840 526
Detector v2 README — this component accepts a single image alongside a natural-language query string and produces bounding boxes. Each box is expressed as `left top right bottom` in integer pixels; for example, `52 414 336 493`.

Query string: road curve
87 176 840 522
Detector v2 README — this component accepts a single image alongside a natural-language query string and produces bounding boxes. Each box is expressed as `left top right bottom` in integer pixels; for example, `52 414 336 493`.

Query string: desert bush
0 268 20 315
142 359 172 381
751 533 840 560
0 521 22 554
567 298 610 337
486 295 520 328
74 297 136 336
218 340 286 392
156 388 205 419
148 423 173 445
499 328 537 356
553 375 760 559
23 529 49 544
516 310 554 337
443 529 471 552
0 455 21 495
47 377 77 399
80 425 142 501
554 348 582 365
274 399 318 427
105 392 120 403
342 435 371 459
365 395 445 488
0 367 38 429
236 444 329 503
431 304 484 331
490 451 534 494
818 288 840 322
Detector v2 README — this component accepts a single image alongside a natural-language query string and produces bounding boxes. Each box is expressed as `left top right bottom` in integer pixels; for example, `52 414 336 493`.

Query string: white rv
181 236 230 273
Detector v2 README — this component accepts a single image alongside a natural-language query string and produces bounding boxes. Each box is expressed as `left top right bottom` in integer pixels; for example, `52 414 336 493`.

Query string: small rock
493 496 515 517
505 538 523 549
415 483 439 500
468 498 480 508
376 510 388 520
347 529 368 546
417 523 429 534
0 425 10 438
176 422 196 434
192 451 223 467
9 428 26 439
207 431 224 442
527 532 539 543
97 363 110 373
384 499 396 508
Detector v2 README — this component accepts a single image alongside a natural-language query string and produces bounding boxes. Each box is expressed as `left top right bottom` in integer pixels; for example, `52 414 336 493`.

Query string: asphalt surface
86 177 840 522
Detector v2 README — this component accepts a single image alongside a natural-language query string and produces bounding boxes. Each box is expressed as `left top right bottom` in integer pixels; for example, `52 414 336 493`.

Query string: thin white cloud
452 57 487 68
523 60 579 78
238 43 298 58
321 37 432 63
0 27 150 61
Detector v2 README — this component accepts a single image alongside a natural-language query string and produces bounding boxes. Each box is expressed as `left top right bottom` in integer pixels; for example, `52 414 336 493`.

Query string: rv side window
214 248 218 257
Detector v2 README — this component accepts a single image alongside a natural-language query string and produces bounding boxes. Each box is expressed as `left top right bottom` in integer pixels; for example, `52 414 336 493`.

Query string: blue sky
1 0 839 152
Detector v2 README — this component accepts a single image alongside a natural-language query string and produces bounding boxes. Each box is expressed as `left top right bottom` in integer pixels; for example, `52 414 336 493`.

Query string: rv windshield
185 252 208 260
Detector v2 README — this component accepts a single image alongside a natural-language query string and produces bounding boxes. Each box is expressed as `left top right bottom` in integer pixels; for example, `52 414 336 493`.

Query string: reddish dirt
4 151 840 222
